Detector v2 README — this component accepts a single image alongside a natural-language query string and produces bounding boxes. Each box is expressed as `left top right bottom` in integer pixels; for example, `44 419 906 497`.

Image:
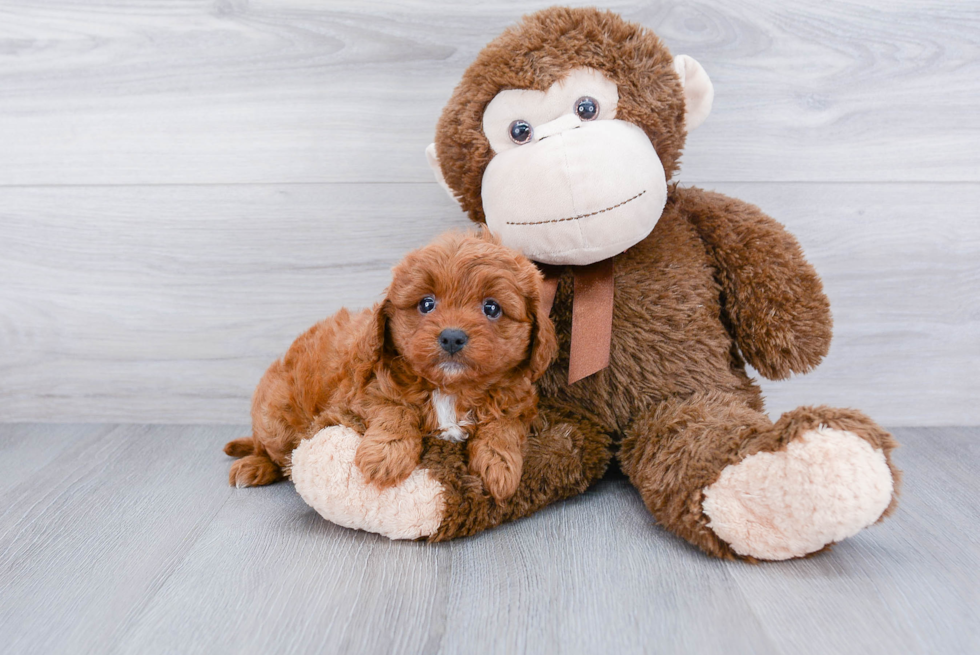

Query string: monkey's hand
678 187 832 380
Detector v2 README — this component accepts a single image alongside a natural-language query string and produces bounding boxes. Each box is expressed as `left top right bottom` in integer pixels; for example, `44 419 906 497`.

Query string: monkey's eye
508 120 533 145
482 299 502 320
575 96 599 121
418 296 436 314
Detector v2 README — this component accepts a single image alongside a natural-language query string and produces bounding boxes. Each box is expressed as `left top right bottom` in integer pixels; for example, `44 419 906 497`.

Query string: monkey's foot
291 426 446 540
702 424 896 560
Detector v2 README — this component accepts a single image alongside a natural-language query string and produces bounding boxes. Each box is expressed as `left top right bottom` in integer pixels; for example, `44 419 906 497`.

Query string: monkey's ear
425 143 460 205
673 55 714 131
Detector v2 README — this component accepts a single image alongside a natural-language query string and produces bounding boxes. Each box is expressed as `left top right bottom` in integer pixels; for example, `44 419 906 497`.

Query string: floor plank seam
107 488 236 653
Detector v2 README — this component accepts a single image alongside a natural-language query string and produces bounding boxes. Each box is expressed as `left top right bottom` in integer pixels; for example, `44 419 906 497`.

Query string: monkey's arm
676 187 832 380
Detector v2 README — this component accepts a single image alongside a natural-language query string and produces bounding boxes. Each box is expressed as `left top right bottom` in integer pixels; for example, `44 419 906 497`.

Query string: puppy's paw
229 454 282 488
469 443 522 502
354 433 421 489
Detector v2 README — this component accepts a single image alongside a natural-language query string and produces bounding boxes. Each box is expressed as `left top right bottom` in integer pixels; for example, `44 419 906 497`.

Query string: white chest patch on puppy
431 390 471 442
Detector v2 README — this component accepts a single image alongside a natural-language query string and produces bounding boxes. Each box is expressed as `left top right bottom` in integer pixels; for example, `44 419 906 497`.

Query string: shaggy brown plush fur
423 398 614 541
225 231 557 502
417 7 899 556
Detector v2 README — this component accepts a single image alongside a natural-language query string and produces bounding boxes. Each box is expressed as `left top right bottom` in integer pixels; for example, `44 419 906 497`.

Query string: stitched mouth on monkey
504 189 648 227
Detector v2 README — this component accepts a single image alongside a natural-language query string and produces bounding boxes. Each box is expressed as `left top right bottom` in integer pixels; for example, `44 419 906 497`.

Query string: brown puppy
224 230 557 502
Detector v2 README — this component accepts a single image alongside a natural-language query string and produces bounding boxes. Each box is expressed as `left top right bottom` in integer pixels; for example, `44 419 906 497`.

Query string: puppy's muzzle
438 328 468 355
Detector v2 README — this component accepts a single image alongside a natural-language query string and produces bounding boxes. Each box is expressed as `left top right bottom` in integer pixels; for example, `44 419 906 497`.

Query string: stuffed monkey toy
291 6 900 560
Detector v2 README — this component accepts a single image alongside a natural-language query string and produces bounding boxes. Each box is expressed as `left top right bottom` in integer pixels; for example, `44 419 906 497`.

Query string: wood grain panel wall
0 0 977 424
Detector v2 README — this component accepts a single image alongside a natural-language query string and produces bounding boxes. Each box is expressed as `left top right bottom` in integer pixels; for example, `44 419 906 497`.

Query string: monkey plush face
427 7 714 266
479 67 667 265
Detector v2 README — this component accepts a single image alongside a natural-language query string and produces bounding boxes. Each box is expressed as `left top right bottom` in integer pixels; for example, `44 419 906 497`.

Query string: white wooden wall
1 0 977 425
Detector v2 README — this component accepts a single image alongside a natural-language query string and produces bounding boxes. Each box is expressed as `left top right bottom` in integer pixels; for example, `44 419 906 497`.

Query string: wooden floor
1 4 975 652
0 425 976 655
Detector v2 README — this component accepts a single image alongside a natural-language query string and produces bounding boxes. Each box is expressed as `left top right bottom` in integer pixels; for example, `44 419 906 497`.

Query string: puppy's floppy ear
355 298 393 382
526 281 558 382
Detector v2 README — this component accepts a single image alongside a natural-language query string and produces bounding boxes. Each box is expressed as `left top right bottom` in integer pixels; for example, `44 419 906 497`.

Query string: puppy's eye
482 299 502 320
509 120 532 145
418 296 436 314
575 96 599 121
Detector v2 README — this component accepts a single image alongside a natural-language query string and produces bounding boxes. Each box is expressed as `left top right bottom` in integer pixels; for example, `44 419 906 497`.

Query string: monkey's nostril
438 328 468 355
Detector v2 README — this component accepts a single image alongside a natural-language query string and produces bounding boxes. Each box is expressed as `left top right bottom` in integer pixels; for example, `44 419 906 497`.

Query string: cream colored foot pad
291 425 446 540
702 427 894 560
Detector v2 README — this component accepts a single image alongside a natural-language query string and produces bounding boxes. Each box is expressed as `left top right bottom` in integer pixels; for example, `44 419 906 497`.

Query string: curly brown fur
225 231 557 500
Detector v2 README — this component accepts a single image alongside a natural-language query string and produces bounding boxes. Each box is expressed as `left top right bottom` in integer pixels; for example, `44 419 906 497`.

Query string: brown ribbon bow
538 258 615 384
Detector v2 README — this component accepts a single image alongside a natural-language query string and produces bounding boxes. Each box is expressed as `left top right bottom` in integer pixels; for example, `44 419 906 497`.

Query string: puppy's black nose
438 328 468 354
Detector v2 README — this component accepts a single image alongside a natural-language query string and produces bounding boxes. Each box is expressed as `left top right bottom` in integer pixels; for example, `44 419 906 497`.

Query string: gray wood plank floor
0 424 976 655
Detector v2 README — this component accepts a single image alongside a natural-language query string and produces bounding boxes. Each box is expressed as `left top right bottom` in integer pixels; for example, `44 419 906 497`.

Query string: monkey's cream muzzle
426 61 713 264
481 119 667 266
